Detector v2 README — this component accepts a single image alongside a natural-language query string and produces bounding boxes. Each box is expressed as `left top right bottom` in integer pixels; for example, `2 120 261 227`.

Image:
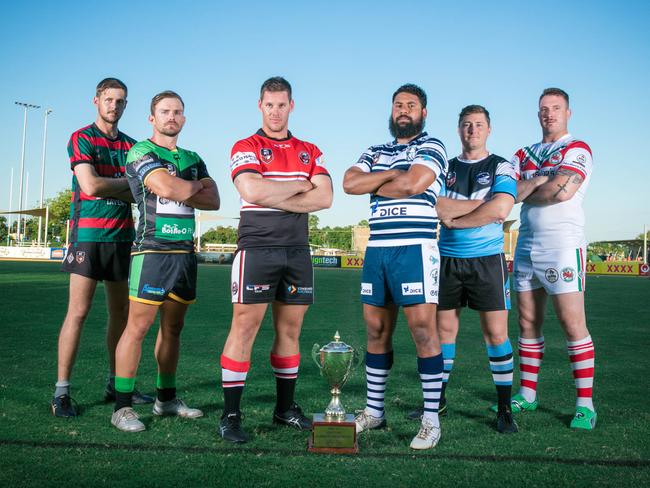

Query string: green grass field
0 261 648 487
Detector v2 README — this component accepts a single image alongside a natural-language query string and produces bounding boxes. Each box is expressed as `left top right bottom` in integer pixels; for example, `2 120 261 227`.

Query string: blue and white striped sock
364 351 393 418
418 354 444 427
486 339 514 409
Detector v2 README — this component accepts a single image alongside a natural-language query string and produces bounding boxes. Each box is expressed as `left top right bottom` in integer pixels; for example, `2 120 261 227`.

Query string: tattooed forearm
553 177 571 198
572 174 584 184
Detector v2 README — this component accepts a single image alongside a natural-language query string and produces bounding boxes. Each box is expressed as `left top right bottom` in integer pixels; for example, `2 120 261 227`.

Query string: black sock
223 386 244 415
275 377 296 413
114 391 133 412
440 381 448 403
157 388 176 402
496 385 512 412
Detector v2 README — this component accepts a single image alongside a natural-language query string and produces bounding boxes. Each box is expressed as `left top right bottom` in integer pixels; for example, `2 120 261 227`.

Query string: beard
389 114 425 140
158 124 182 137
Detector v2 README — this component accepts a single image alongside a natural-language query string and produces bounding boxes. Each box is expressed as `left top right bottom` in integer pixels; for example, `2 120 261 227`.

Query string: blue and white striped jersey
354 132 447 247
439 154 517 258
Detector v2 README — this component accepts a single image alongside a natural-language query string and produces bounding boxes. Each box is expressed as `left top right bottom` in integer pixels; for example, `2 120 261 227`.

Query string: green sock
115 376 136 393
156 373 176 390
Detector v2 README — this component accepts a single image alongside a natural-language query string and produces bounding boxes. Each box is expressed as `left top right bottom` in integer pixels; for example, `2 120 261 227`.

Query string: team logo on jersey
476 172 491 185
231 282 239 295
75 251 86 264
550 151 563 164
406 146 417 161
371 153 381 165
561 267 575 282
446 171 457 187
545 268 559 283
166 164 177 176
299 152 310 165
260 148 273 163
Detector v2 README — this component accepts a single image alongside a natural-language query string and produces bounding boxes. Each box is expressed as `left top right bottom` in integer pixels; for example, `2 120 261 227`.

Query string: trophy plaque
309 331 360 454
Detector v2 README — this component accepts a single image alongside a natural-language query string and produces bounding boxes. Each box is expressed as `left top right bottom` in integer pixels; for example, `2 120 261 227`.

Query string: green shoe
570 406 597 430
490 394 538 413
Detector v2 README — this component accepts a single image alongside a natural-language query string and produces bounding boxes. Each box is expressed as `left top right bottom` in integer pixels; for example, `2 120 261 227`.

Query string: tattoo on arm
572 173 584 184
553 176 571 198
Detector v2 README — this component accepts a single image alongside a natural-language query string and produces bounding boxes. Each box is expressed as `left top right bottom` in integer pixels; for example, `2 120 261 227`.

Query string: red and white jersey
512 134 593 251
230 129 330 249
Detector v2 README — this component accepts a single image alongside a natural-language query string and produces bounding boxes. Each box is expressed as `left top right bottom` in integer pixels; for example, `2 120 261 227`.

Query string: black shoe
273 403 312 430
496 409 519 434
104 383 154 405
406 398 447 420
219 412 248 443
51 394 77 417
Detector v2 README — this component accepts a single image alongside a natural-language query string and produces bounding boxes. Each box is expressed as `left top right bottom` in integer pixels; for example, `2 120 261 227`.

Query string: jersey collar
256 128 293 141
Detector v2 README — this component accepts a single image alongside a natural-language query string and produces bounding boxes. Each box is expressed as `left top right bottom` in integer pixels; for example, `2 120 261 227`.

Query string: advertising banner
312 255 341 268
341 255 364 269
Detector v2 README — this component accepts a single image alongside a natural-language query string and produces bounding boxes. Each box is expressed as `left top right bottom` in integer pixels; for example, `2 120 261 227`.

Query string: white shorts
514 247 586 295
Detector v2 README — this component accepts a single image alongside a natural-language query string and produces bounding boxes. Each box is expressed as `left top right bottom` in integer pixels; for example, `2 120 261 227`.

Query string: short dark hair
458 104 491 127
96 78 127 97
539 87 569 106
150 90 185 115
260 76 292 100
392 84 427 108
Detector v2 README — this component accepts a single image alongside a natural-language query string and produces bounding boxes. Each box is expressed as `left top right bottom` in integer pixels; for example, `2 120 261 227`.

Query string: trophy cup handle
351 346 364 373
311 343 322 370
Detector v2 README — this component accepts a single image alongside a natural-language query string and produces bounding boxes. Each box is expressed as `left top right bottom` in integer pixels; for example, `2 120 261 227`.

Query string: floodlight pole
15 101 41 244
23 171 29 239
38 109 53 246
7 168 14 245
644 224 647 265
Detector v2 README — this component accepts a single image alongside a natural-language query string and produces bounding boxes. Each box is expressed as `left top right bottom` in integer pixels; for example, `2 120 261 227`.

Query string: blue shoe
51 394 77 417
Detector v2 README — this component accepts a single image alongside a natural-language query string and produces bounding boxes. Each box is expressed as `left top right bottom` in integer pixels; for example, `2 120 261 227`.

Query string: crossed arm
234 172 332 213
74 163 134 203
184 178 220 210
342 165 435 198
441 193 515 229
144 169 203 202
520 169 584 205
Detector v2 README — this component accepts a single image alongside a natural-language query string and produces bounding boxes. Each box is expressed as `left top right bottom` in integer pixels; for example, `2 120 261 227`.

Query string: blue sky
1 0 649 241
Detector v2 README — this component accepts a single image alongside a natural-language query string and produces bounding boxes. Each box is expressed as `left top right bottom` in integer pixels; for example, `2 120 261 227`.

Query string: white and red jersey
230 129 330 249
512 134 592 251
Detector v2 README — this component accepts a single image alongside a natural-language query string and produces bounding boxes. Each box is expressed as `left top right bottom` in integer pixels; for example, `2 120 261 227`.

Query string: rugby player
52 78 153 417
110 91 219 432
343 84 448 449
218 77 332 443
407 105 518 433
508 88 596 430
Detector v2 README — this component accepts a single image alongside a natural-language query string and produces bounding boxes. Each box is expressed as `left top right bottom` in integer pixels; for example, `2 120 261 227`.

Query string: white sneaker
410 416 441 450
111 407 145 432
153 398 203 418
354 409 387 434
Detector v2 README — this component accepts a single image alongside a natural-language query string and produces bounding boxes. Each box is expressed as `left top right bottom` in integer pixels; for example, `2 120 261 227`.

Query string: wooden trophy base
308 413 358 454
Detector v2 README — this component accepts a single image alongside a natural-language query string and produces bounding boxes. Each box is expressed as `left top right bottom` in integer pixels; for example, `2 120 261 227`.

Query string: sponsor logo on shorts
142 284 165 296
505 288 511 299
75 251 86 264
446 171 456 187
429 254 438 265
246 284 270 293
429 269 439 286
429 289 438 297
361 283 373 296
402 282 423 296
550 151 563 164
231 282 239 295
66 252 74 263
545 268 559 283
476 172 491 185
299 152 310 165
561 267 575 282
260 148 273 163
287 284 313 295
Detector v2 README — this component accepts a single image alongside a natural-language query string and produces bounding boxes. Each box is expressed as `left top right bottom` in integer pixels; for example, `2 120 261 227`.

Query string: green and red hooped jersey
126 139 210 253
67 123 136 243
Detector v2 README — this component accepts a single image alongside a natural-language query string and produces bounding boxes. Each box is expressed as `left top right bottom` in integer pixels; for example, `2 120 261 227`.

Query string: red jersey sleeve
67 130 94 170
230 138 262 180
307 143 330 179
510 148 526 180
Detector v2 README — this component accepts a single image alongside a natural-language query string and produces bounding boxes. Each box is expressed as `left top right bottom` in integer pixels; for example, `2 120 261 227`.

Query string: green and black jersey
125 140 210 253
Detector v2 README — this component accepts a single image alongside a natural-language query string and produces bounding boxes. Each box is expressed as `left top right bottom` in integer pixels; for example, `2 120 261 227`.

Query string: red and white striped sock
567 335 595 411
221 354 250 414
270 353 300 412
518 336 545 403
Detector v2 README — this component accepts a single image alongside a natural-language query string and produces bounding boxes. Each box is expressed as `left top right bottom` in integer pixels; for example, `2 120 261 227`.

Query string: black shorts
438 253 511 311
128 252 197 306
61 242 131 282
231 247 314 304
